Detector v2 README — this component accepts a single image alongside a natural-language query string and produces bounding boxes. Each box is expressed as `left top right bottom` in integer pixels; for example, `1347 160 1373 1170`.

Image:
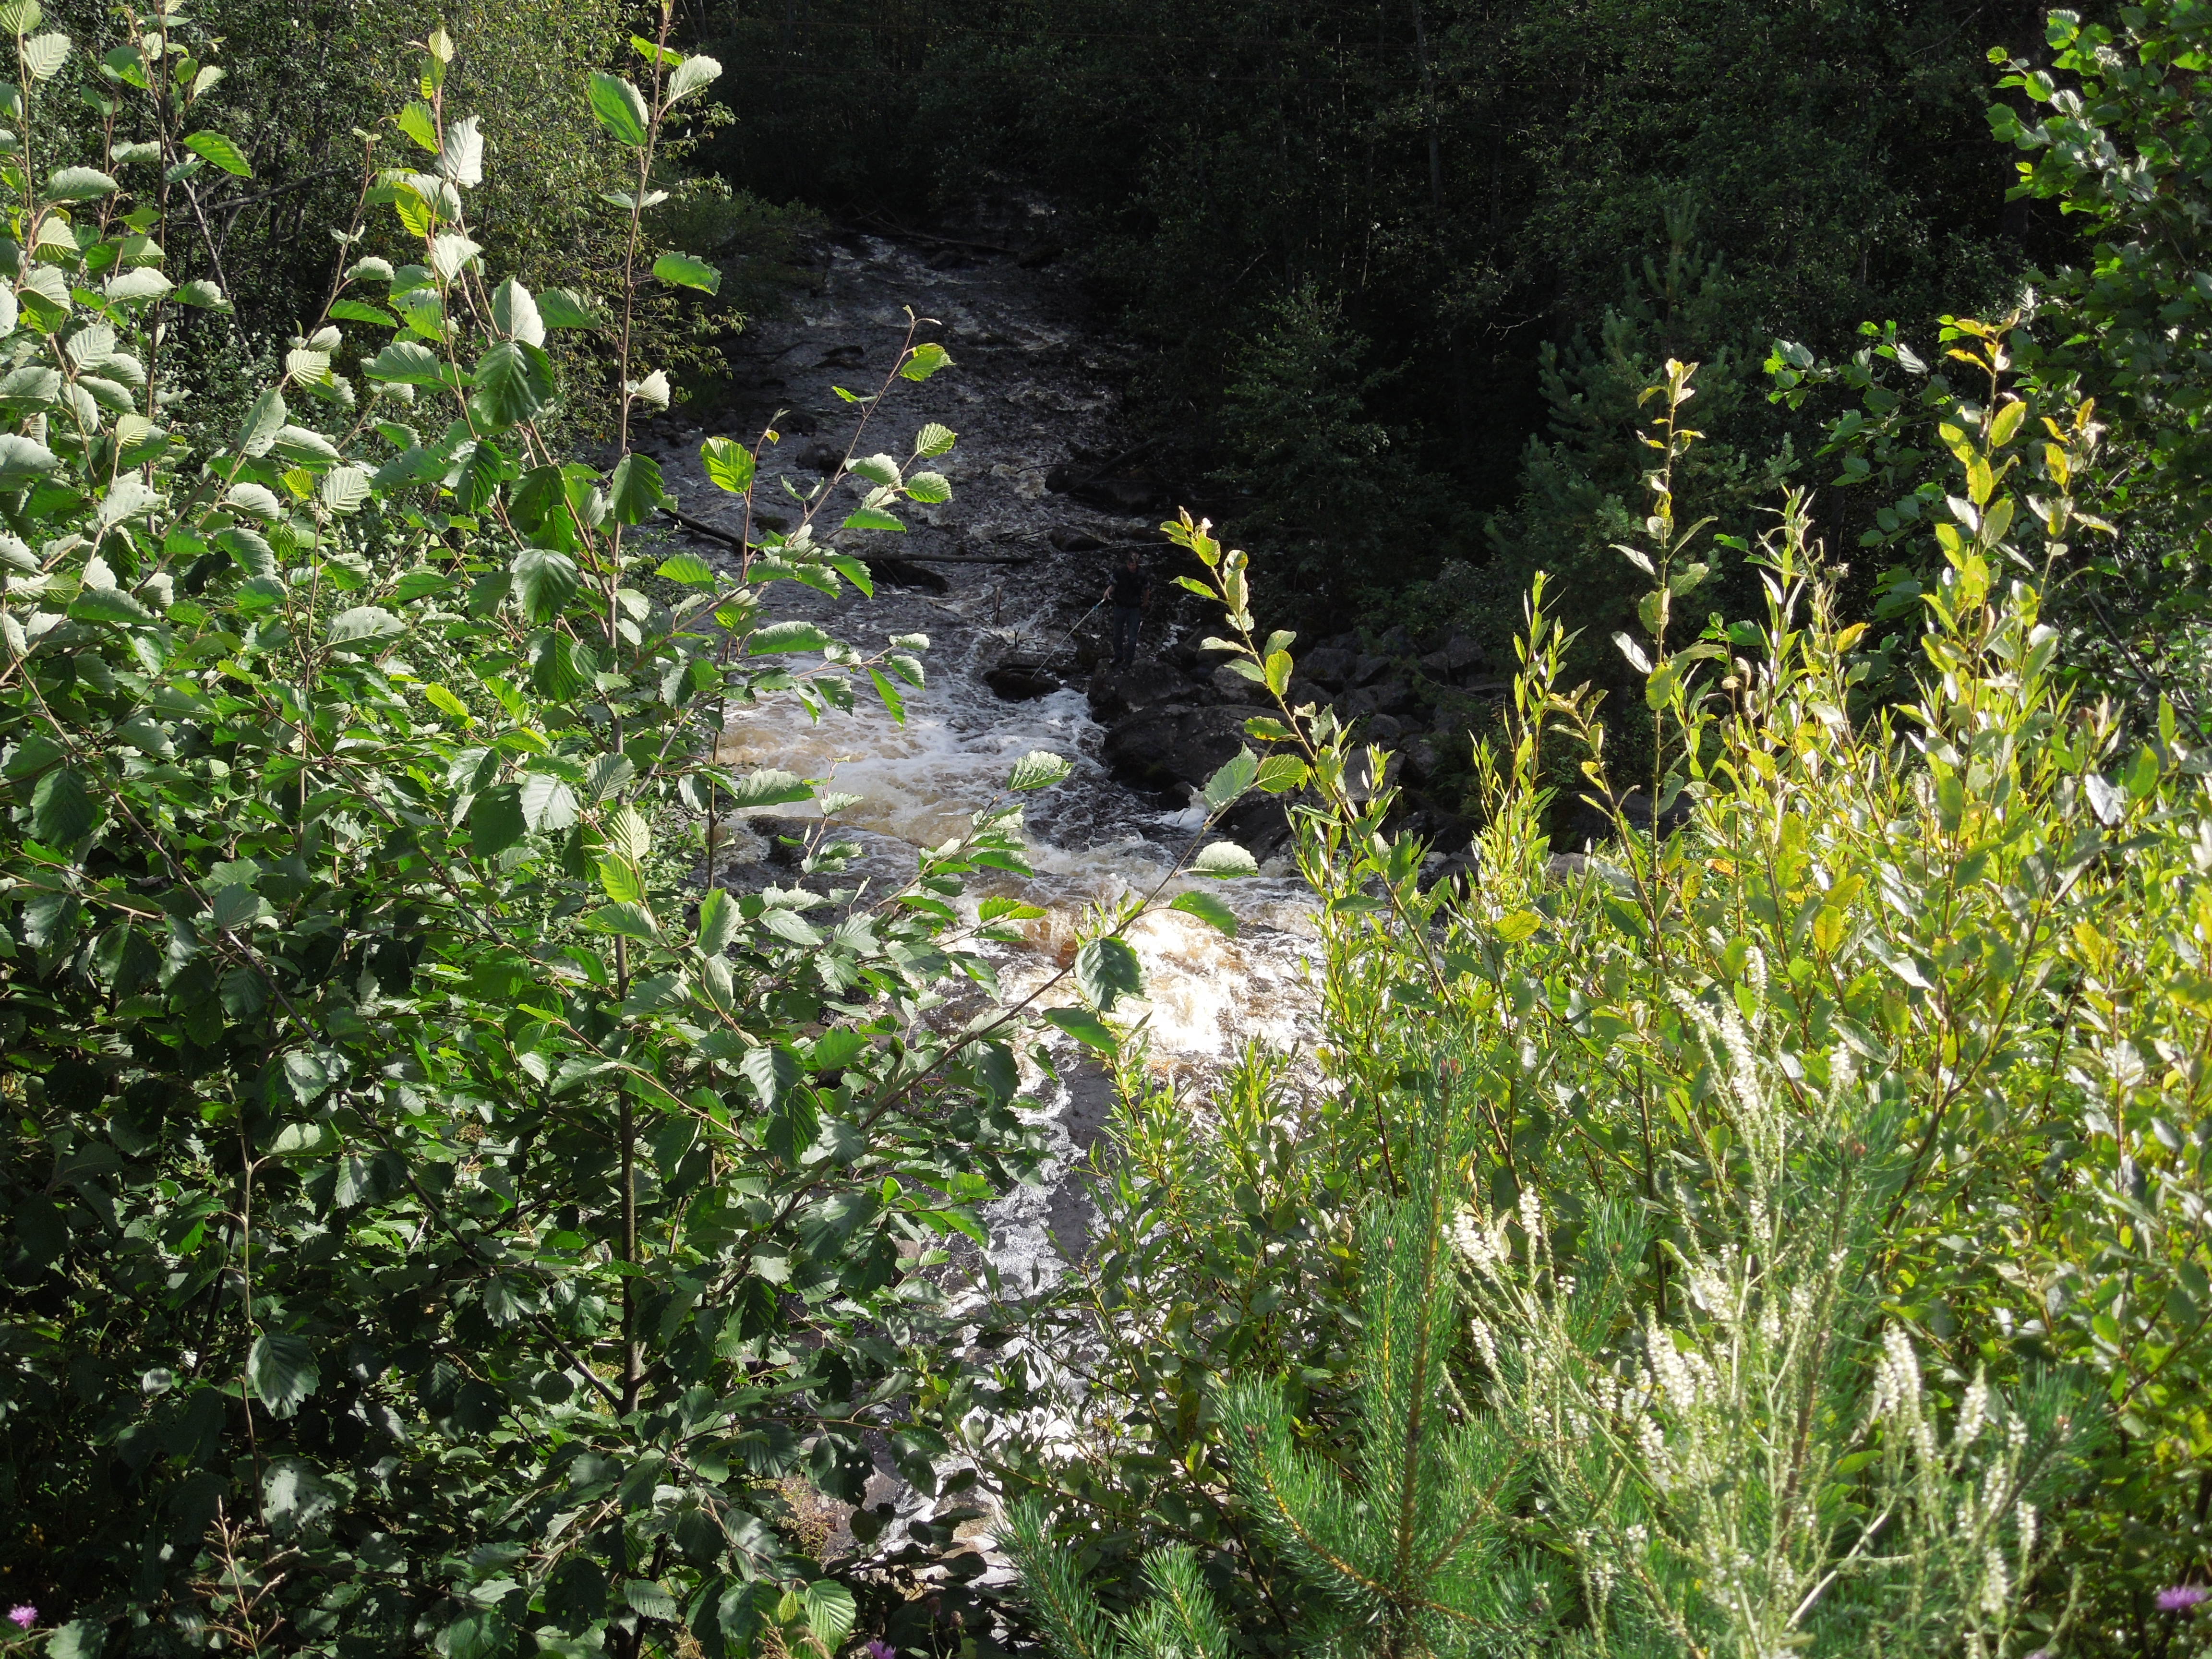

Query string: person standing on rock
1104 551 1149 666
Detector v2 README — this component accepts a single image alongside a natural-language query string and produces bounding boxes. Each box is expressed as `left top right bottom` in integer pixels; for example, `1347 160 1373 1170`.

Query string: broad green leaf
538 288 601 329
0 432 58 487
1170 890 1238 936
492 277 543 346
328 298 397 326
1043 1006 1116 1054
748 620 831 655
30 765 92 843
653 251 721 294
607 452 665 524
21 29 66 80
729 768 812 807
913 421 956 457
900 341 952 381
396 99 438 152
842 507 904 532
317 465 371 515
1254 754 1309 793
45 166 115 200
667 52 721 102
469 784 525 859
1202 746 1260 810
847 454 902 488
366 340 444 385
436 113 482 187
590 901 659 940
183 129 251 177
1009 750 1072 791
904 470 951 503
511 548 580 622
587 71 649 144
520 772 578 832
1192 840 1258 878
246 1333 318 1418
656 553 714 585
472 339 555 427
327 606 402 647
742 1044 803 1110
980 896 1047 922
697 888 738 954
1076 937 1142 1012
701 435 755 493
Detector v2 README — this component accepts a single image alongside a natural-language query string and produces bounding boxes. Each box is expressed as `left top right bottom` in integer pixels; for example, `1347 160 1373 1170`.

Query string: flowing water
633 228 1324 1293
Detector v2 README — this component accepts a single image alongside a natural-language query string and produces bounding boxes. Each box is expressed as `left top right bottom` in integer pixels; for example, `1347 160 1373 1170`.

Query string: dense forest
4 0 2212 1656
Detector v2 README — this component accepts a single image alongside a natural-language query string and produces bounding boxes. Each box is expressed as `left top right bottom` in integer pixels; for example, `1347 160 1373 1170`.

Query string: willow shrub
987 351 2212 1656
0 8 1280 1656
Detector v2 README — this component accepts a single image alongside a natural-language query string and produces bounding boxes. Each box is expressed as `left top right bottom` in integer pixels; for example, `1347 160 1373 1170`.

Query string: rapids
632 228 1324 1291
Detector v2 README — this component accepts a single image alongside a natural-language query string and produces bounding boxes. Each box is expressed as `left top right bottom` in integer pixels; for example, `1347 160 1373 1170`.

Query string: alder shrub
992 354 2212 1657
0 7 1274 1656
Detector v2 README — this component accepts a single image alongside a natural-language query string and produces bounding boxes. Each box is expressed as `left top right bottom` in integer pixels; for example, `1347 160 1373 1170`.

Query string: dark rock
815 342 867 368
778 408 819 436
1220 792 1295 862
1208 663 1268 704
1048 526 1106 552
1363 713 1406 744
1403 735 1442 783
1368 678 1413 712
1375 625 1414 655
1016 240 1065 268
1562 788 1691 849
1073 476 1168 515
1102 703 1252 790
870 559 950 593
1350 652 1392 687
797 441 843 473
1302 645 1357 688
1088 662 1205 722
1419 634 1485 681
986 663 1059 701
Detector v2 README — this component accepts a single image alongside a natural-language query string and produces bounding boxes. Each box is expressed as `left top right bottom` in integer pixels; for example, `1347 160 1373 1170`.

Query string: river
631 225 1326 1298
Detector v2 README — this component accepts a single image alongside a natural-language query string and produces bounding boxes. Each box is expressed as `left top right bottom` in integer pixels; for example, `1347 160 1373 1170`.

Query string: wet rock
1102 702 1251 790
1220 792 1295 862
1302 645 1357 688
986 663 1060 701
1016 241 1065 269
797 441 844 473
1088 662 1204 721
814 342 867 368
1048 526 1106 552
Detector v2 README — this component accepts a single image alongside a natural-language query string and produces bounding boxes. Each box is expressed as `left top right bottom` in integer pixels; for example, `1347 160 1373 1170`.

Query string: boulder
1208 662 1269 704
1089 662 1207 721
1420 633 1484 681
1302 645 1357 688
1351 652 1393 686
1403 735 1442 783
1048 526 1106 552
1219 792 1295 863
1102 702 1254 791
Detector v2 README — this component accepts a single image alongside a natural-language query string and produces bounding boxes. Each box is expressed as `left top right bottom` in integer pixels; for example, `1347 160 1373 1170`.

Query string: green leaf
30 765 93 843
748 620 831 655
1076 937 1142 1012
607 452 665 524
317 465 371 516
236 387 286 457
799 1581 856 1647
470 784 526 859
183 130 251 177
742 1044 802 1110
847 454 902 488
914 421 956 457
900 341 952 382
1043 1006 1117 1054
587 71 650 145
701 435 755 493
653 251 721 294
667 52 721 102
472 339 555 427
396 98 439 152
590 901 660 940
247 1333 319 1418
842 507 905 532
729 768 813 807
510 549 580 624
520 773 578 832
656 553 714 585
537 288 601 329
1170 890 1238 936
1192 840 1258 878
45 165 116 200
698 888 738 954
904 470 951 503
1254 754 1309 793
327 606 403 648
1202 747 1260 811
1009 750 1073 791
0 432 58 488
366 339 445 385
328 297 397 326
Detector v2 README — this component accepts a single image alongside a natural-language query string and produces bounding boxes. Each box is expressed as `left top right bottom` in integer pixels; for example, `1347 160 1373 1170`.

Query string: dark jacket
1107 565 1148 607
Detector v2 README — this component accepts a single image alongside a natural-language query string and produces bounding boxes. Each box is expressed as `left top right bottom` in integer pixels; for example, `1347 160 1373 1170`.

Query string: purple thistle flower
2158 1584 2210 1612
862 1642 896 1659
5 1606 34 1631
